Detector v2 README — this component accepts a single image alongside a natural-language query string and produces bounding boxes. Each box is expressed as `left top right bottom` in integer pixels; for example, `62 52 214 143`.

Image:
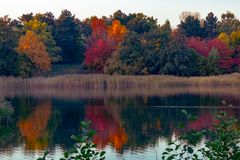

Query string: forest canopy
0 10 240 77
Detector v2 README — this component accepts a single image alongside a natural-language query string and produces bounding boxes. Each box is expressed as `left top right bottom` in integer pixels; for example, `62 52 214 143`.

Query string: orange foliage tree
108 20 127 44
85 18 127 72
16 30 51 71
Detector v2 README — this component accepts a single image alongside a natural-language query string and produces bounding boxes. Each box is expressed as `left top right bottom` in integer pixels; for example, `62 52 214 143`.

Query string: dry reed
0 73 240 90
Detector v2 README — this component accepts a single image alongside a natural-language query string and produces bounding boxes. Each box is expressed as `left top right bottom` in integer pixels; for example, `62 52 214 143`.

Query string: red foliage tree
85 39 115 71
186 37 210 57
207 38 234 69
85 18 127 72
186 37 240 70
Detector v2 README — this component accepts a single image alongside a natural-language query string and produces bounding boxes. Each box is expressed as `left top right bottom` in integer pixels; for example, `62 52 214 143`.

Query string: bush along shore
0 73 240 90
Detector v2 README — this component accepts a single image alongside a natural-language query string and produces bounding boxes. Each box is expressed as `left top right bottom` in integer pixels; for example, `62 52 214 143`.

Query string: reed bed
0 73 240 90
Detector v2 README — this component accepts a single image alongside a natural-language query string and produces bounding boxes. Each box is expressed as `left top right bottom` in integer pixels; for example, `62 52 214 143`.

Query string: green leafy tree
105 31 160 75
105 20 172 75
54 10 85 63
178 15 203 37
111 10 128 26
35 12 55 27
19 13 34 22
126 13 158 34
0 16 19 76
160 34 201 76
203 12 218 39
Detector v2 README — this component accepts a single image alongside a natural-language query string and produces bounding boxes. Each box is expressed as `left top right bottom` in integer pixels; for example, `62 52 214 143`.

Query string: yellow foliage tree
230 31 240 47
24 18 48 33
16 30 51 71
218 32 230 46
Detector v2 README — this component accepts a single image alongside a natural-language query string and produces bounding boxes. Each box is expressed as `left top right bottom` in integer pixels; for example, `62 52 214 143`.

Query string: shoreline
0 73 240 90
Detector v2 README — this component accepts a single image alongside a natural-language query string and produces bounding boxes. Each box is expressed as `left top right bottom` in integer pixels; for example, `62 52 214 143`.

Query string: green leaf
71 135 81 142
181 109 188 117
64 152 69 158
44 151 49 158
162 152 168 155
81 136 88 142
100 151 106 157
177 122 185 129
187 147 194 154
81 121 91 128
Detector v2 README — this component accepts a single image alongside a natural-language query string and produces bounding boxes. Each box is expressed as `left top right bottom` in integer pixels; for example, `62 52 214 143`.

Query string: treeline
0 10 240 77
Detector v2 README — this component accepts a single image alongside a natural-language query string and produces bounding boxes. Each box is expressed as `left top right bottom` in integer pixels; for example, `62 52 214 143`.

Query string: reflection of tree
85 106 128 151
18 101 52 150
186 109 218 131
120 105 226 149
0 98 20 147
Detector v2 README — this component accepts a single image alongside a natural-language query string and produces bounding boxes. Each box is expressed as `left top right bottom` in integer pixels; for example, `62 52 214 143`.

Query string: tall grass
0 73 240 90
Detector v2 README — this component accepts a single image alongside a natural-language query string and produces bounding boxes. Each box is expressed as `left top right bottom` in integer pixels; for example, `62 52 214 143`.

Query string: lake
0 86 240 160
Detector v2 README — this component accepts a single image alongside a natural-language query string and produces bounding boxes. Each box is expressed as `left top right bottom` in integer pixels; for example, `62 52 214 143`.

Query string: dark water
0 87 240 160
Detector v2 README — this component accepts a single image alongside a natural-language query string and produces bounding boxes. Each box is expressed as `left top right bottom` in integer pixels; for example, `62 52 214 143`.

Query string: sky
0 0 240 26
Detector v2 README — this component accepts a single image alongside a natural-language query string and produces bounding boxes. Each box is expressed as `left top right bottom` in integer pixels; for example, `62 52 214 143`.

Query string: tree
206 48 221 75
19 13 34 22
179 11 201 22
54 10 85 63
0 16 19 76
208 38 240 71
105 31 148 75
16 30 51 72
230 31 240 47
35 12 55 27
85 18 127 72
218 11 240 34
218 32 230 46
186 37 209 57
160 34 201 76
111 10 128 26
85 39 115 72
203 12 218 39
108 20 127 43
178 15 202 37
23 18 62 63
158 20 172 48
126 13 158 34
186 36 238 72
186 37 223 75
105 20 172 75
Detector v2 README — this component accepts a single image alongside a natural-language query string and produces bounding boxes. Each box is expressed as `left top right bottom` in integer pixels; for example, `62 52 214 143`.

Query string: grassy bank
0 73 240 90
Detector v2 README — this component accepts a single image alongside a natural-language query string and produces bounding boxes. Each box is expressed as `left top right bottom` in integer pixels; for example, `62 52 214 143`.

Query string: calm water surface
0 87 240 160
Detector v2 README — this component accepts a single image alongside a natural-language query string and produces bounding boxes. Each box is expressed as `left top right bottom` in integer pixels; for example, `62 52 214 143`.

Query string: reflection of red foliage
85 106 128 151
187 110 217 131
187 109 235 131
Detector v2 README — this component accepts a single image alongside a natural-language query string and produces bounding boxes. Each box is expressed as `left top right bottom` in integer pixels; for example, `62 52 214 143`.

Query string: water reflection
0 87 240 159
18 101 52 150
85 106 128 151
